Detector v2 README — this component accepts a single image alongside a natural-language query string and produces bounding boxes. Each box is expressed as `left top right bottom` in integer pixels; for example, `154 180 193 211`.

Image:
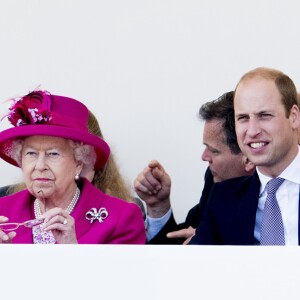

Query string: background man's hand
134 160 171 217
167 226 196 245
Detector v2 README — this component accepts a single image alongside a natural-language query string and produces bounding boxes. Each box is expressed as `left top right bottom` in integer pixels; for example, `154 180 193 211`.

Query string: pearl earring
75 174 80 180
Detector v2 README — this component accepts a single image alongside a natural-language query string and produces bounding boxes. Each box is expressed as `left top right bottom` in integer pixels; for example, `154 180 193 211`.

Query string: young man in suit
134 91 255 244
190 67 300 245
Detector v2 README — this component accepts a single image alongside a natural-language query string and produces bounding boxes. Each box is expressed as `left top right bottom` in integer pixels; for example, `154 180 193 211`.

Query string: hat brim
0 125 110 170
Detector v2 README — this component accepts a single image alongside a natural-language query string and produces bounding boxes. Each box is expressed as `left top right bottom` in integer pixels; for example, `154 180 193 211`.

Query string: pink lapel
70 179 107 240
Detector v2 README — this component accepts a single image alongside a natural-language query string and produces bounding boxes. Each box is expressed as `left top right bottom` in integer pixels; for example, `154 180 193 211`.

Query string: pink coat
0 179 146 244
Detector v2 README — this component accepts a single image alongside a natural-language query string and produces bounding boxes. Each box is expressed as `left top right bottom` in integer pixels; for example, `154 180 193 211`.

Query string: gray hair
11 138 96 177
68 140 96 177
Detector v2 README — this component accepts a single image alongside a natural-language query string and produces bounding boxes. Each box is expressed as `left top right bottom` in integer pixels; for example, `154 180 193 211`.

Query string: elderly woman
0 110 146 218
0 90 146 244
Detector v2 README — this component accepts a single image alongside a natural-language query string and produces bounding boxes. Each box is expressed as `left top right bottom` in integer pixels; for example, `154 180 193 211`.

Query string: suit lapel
70 179 106 240
236 172 261 245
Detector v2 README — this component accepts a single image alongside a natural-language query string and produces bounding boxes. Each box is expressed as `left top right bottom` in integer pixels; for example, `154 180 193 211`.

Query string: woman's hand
41 208 78 244
0 216 16 243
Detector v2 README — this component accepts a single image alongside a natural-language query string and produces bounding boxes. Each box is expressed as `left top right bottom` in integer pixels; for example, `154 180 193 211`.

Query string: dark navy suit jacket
190 171 300 245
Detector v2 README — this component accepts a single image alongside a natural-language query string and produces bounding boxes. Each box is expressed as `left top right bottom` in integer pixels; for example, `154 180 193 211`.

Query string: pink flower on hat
7 90 53 127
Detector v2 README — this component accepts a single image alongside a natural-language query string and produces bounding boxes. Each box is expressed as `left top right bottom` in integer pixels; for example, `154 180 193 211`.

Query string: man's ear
243 156 255 173
290 104 300 129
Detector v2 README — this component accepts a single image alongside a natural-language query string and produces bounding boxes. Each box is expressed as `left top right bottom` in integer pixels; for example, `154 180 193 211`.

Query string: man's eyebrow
235 113 248 118
255 110 274 115
203 143 219 152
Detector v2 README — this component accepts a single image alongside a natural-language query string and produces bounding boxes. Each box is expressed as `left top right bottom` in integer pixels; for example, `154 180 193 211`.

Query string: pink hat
0 90 110 170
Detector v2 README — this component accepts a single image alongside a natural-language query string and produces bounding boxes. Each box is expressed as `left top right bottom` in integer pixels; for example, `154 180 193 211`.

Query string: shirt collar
257 145 300 196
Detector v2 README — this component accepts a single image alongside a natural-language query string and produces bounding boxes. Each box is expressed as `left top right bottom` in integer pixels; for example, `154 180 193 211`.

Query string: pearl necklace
34 187 81 219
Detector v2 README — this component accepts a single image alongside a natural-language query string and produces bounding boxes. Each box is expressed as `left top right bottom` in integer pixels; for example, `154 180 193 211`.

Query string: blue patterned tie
260 177 285 245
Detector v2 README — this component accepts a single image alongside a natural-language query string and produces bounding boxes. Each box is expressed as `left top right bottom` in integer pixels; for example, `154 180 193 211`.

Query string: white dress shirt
254 147 300 245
